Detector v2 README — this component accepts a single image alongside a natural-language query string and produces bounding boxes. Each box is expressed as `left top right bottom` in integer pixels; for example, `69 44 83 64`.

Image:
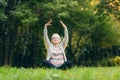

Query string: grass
0 67 120 80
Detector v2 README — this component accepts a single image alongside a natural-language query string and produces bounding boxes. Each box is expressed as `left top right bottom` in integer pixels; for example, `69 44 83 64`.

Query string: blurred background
0 0 120 68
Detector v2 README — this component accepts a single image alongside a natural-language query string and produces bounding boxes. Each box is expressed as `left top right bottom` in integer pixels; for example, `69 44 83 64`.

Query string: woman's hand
45 19 53 27
60 20 67 28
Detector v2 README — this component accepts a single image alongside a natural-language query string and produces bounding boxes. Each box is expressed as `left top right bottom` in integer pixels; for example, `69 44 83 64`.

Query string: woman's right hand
45 19 53 27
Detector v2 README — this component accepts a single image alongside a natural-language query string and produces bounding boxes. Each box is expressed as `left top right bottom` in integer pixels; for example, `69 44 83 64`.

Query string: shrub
113 56 120 66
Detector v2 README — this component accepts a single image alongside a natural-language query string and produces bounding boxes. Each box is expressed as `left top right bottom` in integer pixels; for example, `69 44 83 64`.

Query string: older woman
42 19 73 70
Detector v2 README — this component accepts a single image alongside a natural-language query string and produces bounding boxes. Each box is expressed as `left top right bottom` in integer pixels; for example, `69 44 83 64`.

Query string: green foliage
0 67 120 80
99 58 115 66
0 0 7 21
113 56 120 66
0 0 120 67
0 0 7 7
42 0 79 19
0 13 7 21
96 0 120 20
10 5 38 26
91 16 118 47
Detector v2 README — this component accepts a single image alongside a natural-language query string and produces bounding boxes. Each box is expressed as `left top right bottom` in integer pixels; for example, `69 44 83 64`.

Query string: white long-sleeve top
43 25 69 67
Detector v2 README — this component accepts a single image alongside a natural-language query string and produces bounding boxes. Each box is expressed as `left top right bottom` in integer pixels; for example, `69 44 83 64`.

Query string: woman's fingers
48 18 53 24
60 20 63 24
45 19 67 28
45 19 53 27
60 20 67 28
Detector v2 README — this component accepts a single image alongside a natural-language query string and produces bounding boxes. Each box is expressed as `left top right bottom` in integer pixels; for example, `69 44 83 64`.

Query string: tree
0 0 119 67
0 0 7 66
96 0 120 20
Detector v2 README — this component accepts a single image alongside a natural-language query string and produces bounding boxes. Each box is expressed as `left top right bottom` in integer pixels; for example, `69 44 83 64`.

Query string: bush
99 58 115 67
113 56 120 66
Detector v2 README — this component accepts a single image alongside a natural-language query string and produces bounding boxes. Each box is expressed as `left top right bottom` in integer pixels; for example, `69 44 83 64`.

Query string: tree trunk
31 35 38 68
4 0 17 66
4 30 10 66
68 28 75 62
0 40 2 66
74 36 81 64
0 23 6 66
9 30 16 66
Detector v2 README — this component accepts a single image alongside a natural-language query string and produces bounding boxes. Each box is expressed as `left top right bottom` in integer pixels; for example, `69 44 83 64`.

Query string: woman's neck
53 44 59 47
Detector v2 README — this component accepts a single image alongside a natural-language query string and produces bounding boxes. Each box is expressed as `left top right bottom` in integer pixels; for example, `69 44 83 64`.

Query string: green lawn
0 67 120 80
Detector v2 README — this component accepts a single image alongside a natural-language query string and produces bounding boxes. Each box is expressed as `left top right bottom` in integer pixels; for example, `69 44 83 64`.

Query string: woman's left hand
60 20 67 28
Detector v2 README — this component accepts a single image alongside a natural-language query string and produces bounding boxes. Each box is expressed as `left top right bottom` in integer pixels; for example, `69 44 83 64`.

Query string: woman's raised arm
43 19 52 49
60 20 69 49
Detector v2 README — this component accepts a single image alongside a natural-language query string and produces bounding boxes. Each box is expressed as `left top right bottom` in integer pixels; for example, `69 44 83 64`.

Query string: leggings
42 60 73 70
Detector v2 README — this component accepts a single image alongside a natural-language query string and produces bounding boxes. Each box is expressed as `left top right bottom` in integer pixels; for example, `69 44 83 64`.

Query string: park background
0 0 120 68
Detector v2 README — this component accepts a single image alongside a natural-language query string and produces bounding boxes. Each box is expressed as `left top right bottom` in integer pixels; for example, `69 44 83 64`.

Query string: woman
42 19 73 70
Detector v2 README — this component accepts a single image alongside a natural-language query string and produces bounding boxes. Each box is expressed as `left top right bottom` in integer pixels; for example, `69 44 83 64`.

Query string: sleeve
61 27 69 49
43 25 51 49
